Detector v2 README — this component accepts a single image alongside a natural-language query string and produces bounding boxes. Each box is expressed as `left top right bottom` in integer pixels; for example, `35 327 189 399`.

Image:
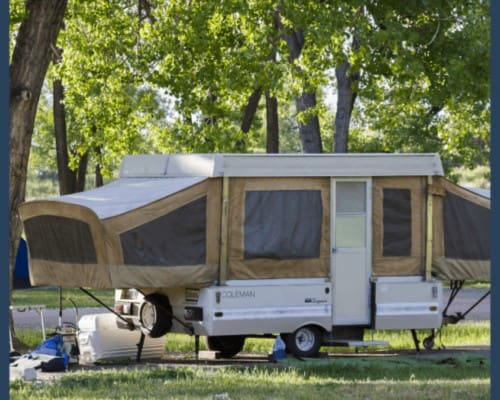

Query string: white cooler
77 313 165 365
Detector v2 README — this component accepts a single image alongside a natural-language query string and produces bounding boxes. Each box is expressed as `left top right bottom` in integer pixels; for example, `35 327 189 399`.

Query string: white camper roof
120 153 444 178
53 177 206 219
52 153 443 219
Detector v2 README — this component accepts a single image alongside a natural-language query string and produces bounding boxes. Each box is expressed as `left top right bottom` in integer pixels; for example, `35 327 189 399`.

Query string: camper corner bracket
218 176 230 285
425 176 434 281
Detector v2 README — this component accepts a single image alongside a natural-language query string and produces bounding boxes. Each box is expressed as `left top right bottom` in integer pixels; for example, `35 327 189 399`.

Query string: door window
335 182 366 248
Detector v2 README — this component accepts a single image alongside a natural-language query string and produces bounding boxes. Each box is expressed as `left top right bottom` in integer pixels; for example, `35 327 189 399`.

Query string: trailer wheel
423 335 435 350
139 293 173 338
285 325 322 358
204 335 245 358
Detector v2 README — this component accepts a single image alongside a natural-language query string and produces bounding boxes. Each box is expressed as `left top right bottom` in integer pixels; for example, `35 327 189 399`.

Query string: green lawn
14 321 489 354
12 282 490 309
12 288 115 309
11 320 490 399
11 287 490 399
10 353 490 399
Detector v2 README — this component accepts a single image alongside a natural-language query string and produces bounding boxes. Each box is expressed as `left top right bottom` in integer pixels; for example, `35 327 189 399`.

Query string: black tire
139 293 173 338
284 325 323 358
204 335 246 358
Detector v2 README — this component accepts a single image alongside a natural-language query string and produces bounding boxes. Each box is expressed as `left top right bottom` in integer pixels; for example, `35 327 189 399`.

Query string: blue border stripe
491 0 499 398
2 0 10 397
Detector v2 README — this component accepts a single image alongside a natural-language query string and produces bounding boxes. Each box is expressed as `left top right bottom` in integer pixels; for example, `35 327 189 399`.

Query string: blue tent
13 238 31 289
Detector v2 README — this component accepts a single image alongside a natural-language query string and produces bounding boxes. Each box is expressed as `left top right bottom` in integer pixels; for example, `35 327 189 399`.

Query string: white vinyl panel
332 252 370 324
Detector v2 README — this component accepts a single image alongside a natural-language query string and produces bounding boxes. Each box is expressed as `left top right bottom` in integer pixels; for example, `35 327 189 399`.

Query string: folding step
325 340 389 348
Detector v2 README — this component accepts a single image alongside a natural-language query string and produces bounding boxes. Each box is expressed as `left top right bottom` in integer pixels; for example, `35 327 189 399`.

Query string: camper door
331 178 372 325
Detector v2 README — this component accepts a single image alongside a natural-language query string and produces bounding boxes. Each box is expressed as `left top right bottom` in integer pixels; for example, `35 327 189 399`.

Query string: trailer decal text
217 290 256 301
305 298 327 304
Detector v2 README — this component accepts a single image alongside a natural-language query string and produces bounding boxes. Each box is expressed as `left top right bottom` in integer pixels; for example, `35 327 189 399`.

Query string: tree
52 46 90 194
9 0 68 340
347 0 490 170
142 1 269 152
274 11 322 153
52 1 167 178
140 1 331 153
20 0 490 204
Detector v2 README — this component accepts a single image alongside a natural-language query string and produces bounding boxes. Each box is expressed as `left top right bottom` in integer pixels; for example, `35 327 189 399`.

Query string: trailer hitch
442 281 490 325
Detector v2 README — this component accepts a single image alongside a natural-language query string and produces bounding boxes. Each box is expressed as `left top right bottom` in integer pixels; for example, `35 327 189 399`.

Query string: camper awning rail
119 153 444 178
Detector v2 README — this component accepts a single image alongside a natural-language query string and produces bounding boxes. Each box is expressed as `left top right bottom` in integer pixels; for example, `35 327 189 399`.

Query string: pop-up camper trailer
19 154 490 357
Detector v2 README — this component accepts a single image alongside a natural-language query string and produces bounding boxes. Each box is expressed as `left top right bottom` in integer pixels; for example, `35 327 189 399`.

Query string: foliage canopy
12 0 490 177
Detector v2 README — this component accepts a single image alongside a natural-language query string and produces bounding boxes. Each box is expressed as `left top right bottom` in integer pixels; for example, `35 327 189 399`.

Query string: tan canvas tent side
226 177 331 280
371 175 490 280
105 178 222 288
19 200 113 288
372 176 427 277
19 174 222 289
431 177 490 281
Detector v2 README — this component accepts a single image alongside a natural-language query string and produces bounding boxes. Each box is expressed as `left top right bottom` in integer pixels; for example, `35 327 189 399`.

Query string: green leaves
348 0 489 170
25 0 488 174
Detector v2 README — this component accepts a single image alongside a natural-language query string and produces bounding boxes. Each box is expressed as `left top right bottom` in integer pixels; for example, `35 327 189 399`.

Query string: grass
10 353 490 399
11 322 490 399
12 282 490 309
12 283 491 309
462 281 490 289
12 288 115 309
14 321 490 355
368 321 490 350
162 321 490 355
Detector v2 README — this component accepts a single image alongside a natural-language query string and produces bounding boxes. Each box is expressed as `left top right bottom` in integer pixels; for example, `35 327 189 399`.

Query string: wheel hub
295 328 315 352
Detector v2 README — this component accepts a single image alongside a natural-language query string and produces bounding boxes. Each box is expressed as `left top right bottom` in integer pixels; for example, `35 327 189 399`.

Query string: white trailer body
187 279 443 336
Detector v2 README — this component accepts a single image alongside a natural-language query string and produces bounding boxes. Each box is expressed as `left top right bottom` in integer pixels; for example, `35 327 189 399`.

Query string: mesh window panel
120 196 207 266
336 182 366 213
383 189 412 257
444 191 490 260
244 190 322 259
24 215 97 263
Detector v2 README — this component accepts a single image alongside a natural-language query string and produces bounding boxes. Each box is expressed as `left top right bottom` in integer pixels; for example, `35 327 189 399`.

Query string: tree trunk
95 165 104 187
138 0 156 24
241 87 262 133
295 92 323 153
53 75 76 195
334 33 360 154
265 92 279 153
334 62 358 153
53 46 90 194
54 80 90 193
76 151 89 191
94 147 104 188
275 14 322 153
285 28 322 152
9 0 67 342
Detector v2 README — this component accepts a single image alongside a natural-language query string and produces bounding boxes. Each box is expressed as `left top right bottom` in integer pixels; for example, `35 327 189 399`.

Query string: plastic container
77 313 165 365
272 336 286 360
